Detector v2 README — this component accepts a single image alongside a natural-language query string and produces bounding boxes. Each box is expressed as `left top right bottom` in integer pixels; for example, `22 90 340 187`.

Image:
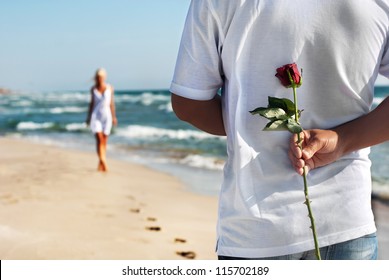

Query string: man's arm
171 93 226 136
289 96 389 175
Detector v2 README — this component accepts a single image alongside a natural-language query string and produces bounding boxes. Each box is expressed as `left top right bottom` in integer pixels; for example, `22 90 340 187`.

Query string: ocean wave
115 92 170 106
9 100 35 107
65 123 88 131
372 181 389 201
4 107 86 116
49 107 86 114
116 125 223 141
23 91 170 106
16 122 55 130
179 154 225 170
35 92 89 102
157 102 173 112
373 96 385 107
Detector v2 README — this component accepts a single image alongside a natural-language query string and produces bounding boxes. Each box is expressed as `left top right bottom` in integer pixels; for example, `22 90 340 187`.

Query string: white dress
90 85 113 136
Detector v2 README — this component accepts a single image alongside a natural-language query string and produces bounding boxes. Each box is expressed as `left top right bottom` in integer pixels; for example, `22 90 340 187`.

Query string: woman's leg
101 134 108 171
95 132 108 172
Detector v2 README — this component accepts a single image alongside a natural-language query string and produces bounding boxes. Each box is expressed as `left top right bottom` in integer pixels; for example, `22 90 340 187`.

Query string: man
170 0 389 259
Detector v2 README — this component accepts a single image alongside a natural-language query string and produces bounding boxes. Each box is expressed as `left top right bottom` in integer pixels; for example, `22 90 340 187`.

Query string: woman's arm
86 89 94 125
171 93 226 136
289 96 389 175
110 86 118 126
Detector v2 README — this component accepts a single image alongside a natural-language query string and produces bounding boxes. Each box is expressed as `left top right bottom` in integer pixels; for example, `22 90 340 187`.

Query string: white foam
373 96 385 107
65 123 88 131
115 92 170 105
372 181 389 196
179 154 225 170
49 107 86 114
43 92 89 102
158 102 173 112
139 92 156 106
11 100 34 107
116 125 222 141
16 122 54 130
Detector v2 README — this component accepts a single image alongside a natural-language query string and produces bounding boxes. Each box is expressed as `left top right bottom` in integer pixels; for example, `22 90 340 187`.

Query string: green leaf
268 97 296 117
263 120 288 131
259 108 287 120
249 107 268 115
286 118 303 134
268 96 285 109
250 107 287 120
282 98 297 117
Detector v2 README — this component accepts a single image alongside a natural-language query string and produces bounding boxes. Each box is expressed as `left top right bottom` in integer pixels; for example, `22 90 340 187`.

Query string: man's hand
288 129 344 175
289 96 389 175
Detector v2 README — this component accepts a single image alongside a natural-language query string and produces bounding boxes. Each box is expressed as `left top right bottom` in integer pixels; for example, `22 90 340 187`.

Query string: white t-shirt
171 0 389 258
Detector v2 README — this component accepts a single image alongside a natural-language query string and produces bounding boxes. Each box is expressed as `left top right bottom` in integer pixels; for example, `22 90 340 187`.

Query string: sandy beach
0 137 388 260
0 138 218 260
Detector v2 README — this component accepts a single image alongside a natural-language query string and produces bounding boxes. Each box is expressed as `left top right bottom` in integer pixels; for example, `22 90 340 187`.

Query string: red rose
275 63 302 88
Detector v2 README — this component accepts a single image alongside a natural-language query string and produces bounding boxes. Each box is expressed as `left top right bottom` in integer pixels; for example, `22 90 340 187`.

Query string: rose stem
293 86 322 260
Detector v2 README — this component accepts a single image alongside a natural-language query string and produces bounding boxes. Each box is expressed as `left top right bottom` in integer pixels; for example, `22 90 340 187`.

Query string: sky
1 0 388 91
0 0 191 91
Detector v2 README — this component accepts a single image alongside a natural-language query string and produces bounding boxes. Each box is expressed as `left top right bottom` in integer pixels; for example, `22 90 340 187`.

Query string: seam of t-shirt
206 0 226 44
170 82 219 101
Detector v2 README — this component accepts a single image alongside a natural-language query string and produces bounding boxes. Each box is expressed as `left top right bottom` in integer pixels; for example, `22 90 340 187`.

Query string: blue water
0 89 226 195
1 87 389 196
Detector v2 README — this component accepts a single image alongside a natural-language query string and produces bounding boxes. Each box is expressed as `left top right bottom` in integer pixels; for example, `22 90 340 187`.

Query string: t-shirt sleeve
170 0 224 101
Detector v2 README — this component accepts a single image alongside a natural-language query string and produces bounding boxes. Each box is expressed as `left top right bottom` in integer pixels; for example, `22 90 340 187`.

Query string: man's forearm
171 93 226 136
335 96 389 156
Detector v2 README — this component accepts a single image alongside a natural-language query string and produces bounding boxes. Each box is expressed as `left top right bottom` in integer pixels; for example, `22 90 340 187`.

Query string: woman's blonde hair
95 68 107 78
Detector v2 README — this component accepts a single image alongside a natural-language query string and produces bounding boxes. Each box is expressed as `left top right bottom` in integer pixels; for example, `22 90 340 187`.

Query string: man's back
171 0 389 258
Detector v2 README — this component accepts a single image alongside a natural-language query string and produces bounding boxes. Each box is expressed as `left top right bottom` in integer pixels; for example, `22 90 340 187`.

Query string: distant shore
0 88 12 94
0 137 388 259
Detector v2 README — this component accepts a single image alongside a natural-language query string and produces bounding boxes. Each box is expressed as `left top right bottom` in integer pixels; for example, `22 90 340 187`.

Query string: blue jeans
218 233 378 260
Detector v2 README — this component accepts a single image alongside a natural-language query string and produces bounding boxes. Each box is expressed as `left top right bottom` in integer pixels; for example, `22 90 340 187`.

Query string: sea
1 87 389 197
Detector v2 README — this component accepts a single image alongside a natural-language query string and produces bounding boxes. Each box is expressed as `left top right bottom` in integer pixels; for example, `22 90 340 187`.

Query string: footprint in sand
174 238 187 243
5 198 19 205
147 217 157 222
145 226 161 231
0 193 13 200
130 208 141 213
126 195 136 201
0 193 19 205
176 251 196 259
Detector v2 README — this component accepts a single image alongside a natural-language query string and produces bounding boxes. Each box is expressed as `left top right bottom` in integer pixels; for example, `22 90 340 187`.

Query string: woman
86 68 117 172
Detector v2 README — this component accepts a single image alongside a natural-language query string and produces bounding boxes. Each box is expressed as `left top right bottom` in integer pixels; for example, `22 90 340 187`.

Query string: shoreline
7 133 389 200
0 137 218 260
0 137 388 260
